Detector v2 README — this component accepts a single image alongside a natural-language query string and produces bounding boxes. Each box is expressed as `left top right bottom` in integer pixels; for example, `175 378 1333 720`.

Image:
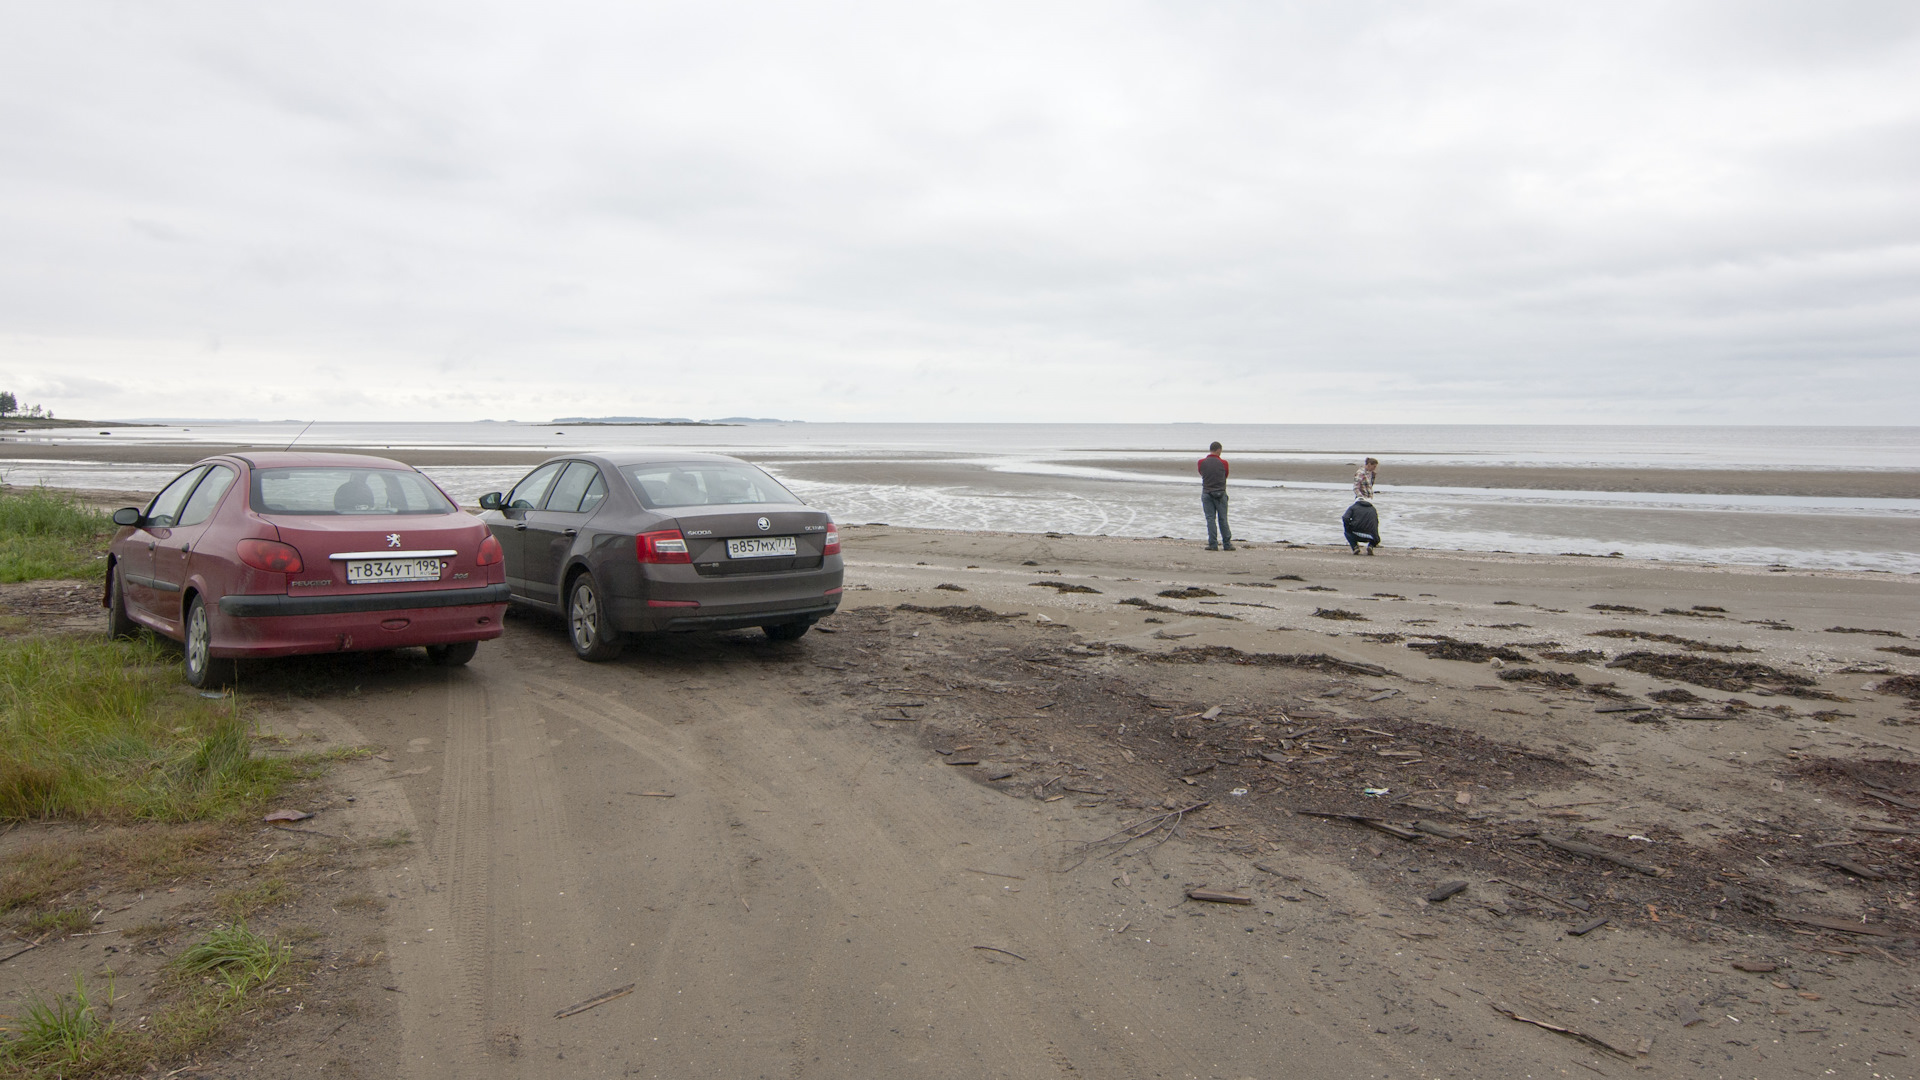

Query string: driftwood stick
1536 834 1665 876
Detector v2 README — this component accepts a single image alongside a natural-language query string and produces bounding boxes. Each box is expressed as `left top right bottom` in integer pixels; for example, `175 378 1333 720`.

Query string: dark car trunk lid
671 507 832 577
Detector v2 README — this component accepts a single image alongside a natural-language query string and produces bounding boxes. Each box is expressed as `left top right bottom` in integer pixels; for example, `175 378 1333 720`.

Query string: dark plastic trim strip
218 583 510 618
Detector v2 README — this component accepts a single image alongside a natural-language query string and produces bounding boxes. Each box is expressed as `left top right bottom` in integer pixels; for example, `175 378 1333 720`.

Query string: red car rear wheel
183 596 237 689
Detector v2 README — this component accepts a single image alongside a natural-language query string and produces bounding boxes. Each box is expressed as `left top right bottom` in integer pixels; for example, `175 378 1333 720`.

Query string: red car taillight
637 529 691 564
237 538 304 574
822 525 840 556
477 534 504 566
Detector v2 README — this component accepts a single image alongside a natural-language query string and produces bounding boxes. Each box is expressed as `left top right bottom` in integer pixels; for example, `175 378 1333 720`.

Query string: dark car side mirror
477 492 504 511
111 507 142 527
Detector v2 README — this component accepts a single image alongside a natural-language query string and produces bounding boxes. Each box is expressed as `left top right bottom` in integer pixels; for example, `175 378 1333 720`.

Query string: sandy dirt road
295 624 1417 1080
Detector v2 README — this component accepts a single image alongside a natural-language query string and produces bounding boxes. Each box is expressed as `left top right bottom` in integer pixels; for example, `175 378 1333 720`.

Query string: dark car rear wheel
427 641 479 667
568 574 624 662
106 565 137 640
183 596 237 689
762 621 811 642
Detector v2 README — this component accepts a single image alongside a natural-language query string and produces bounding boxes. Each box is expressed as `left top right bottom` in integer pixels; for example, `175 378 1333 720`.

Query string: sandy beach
5 463 1917 1077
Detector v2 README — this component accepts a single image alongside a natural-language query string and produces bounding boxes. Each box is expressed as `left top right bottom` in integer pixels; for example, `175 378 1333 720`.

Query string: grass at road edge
0 924 294 1078
0 636 296 821
0 489 112 584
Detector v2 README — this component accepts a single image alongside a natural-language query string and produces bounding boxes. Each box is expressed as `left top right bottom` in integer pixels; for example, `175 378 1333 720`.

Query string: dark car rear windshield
252 467 456 516
619 462 802 509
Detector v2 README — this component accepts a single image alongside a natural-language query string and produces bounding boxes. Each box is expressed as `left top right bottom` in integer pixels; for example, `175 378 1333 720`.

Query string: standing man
1198 442 1233 551
1345 457 1380 554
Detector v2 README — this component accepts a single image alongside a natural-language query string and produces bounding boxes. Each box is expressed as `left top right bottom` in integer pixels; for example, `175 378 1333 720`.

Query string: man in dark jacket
1198 442 1233 551
1342 498 1380 555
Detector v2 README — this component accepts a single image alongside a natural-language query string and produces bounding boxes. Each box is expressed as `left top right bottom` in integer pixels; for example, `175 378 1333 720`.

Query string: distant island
549 416 799 425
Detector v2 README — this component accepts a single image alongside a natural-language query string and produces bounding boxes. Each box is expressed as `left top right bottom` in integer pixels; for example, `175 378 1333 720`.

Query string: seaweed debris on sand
1406 636 1530 663
894 604 1018 622
1588 629 1753 653
1605 651 1833 698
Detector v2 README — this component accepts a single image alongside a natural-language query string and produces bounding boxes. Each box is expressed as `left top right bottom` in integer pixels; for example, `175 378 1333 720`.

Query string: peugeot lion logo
386 534 402 548
756 517 771 532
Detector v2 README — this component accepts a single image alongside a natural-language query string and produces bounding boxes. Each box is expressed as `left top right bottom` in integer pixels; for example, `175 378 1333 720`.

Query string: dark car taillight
477 534 504 566
822 524 840 556
237 538 304 574
637 529 691 564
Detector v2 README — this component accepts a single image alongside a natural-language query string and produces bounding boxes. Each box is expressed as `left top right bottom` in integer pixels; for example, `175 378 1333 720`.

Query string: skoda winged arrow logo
756 517 771 532
386 534 402 548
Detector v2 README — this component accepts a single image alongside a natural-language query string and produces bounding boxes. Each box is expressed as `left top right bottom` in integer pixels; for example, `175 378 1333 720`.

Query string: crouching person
1343 499 1380 555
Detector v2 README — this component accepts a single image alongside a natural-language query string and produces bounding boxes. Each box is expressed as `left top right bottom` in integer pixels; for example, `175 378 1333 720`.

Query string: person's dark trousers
1343 521 1381 551
1203 492 1232 549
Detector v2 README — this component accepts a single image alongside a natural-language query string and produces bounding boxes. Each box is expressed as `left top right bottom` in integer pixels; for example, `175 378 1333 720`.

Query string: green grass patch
0 925 295 1078
0 488 112 584
0 636 294 821
0 973 128 1074
18 908 91 938
171 922 290 1002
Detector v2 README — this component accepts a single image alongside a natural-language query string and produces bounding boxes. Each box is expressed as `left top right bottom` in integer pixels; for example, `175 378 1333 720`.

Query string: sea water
4 422 1916 573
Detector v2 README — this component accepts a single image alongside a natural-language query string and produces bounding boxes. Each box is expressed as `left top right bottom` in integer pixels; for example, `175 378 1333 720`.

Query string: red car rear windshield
251 467 456 516
619 463 802 509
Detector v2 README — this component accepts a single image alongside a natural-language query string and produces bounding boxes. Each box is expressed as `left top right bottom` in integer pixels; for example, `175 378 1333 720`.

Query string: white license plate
345 557 444 584
725 536 798 559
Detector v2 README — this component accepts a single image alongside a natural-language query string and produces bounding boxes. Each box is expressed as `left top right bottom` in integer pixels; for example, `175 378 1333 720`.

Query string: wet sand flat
1039 456 1920 499
6 440 1918 497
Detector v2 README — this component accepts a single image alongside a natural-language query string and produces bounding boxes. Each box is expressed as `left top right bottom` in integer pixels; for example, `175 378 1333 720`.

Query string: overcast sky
2 1 1917 424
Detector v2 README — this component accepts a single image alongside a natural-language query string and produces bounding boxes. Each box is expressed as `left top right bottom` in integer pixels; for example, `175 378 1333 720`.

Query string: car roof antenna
284 419 317 451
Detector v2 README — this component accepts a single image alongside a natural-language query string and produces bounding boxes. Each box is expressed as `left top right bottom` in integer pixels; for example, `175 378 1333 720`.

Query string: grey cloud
0 1 1915 423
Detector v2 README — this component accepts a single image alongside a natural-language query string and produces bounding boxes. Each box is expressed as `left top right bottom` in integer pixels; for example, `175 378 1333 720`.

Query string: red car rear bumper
211 584 509 659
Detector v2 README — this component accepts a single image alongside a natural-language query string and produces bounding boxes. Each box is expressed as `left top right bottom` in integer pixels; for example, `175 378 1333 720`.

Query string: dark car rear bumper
655 600 839 633
219 584 513 617
606 592 840 634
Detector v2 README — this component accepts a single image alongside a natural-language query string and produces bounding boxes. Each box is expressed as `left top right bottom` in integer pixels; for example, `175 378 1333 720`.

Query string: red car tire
183 596 237 689
106 565 138 640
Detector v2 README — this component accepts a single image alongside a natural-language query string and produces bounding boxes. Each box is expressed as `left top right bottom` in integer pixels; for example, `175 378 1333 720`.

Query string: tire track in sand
519 668 1161 1079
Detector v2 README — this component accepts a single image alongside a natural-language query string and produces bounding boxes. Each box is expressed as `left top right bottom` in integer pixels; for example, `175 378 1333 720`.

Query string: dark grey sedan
477 452 842 660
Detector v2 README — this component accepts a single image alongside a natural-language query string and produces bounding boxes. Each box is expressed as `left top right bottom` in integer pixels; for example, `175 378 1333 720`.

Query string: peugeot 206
477 452 843 660
105 452 510 686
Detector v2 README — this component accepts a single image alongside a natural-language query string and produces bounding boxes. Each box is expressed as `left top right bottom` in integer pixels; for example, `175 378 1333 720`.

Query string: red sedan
104 452 509 686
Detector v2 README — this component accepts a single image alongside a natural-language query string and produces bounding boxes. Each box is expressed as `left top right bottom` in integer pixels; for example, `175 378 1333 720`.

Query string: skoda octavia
477 452 842 660
105 452 510 686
